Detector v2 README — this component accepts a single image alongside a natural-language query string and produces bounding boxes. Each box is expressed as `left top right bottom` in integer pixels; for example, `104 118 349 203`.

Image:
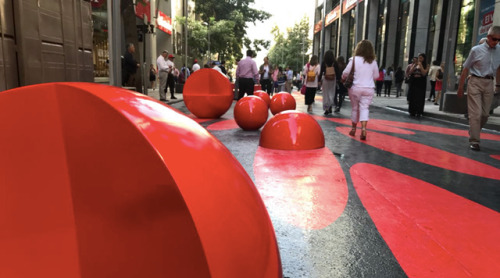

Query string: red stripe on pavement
351 163 500 277
337 127 500 180
253 147 347 230
371 119 500 141
491 155 500 161
327 118 415 135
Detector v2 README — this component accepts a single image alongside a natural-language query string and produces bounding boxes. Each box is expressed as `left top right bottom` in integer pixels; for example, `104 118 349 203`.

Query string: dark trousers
238 78 254 100
260 79 273 95
166 74 175 97
305 87 317 105
429 80 436 100
376 81 384 96
384 80 392 96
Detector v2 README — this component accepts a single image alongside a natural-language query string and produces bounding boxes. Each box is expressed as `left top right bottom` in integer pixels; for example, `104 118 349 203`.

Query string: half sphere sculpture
0 83 282 278
260 110 325 150
234 96 269 130
269 92 296 115
183 68 234 118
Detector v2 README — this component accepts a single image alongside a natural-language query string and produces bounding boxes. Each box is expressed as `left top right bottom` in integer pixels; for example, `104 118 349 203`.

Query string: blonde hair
354 40 376 64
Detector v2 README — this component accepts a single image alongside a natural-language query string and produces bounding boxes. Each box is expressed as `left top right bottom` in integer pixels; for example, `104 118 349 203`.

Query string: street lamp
202 21 210 61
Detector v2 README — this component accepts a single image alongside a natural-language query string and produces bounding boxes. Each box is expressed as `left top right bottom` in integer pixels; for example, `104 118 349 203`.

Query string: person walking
457 26 500 151
166 54 177 100
407 53 429 117
375 67 384 96
434 62 445 105
286 66 294 93
192 59 200 72
259 57 273 96
236 49 259 100
319 50 338 115
394 66 404 97
428 60 440 102
149 64 157 90
122 43 139 86
384 66 393 97
342 40 379 140
156 50 169 101
405 57 418 102
335 56 347 112
303 55 321 113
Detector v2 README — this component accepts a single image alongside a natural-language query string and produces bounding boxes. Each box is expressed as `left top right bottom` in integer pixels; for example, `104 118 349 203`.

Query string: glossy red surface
234 96 269 130
254 147 347 229
254 90 271 107
183 68 233 118
269 92 296 115
260 110 325 150
0 83 282 278
351 163 500 277
337 126 500 180
254 84 262 91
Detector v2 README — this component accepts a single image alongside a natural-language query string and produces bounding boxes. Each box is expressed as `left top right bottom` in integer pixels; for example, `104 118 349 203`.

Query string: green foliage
186 0 270 62
268 16 311 72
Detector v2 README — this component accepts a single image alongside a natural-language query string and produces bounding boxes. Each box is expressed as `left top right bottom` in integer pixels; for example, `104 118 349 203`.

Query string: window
455 0 475 75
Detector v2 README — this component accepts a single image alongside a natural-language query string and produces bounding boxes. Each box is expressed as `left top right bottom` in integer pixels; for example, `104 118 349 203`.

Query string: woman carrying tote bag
341 40 379 140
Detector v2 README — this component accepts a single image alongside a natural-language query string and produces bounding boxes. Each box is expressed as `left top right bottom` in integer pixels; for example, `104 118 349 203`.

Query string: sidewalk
369 93 500 132
142 85 500 132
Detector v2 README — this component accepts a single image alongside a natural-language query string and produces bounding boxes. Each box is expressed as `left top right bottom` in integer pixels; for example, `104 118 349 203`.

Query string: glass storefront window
330 20 339 55
347 10 356 58
426 0 439 62
397 0 410 67
92 3 109 78
376 0 386 65
455 0 475 75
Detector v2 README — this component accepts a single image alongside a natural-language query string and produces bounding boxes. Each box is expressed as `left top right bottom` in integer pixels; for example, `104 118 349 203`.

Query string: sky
245 0 315 64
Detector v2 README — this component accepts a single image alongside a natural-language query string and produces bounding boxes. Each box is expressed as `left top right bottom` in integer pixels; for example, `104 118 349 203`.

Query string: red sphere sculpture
253 90 271 107
260 110 325 150
183 68 233 118
234 96 269 130
0 83 282 278
269 92 296 115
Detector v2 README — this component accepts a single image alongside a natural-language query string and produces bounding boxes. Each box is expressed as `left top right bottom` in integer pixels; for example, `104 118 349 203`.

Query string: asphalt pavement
145 86 500 278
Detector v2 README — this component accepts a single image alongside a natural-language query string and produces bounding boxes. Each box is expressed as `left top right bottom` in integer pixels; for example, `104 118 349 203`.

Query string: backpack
307 65 317 82
324 65 335 80
436 69 443 79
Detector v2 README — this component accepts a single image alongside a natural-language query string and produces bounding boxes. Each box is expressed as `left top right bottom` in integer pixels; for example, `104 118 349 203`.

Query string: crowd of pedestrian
126 25 500 152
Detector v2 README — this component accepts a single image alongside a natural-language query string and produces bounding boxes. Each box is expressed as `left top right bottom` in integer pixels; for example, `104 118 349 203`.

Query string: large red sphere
253 90 271 107
0 82 282 278
183 69 233 118
260 110 325 150
269 92 296 115
234 96 269 130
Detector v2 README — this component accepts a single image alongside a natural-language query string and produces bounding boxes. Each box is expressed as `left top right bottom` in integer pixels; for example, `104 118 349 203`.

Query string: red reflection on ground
337 126 500 180
327 118 415 135
351 163 500 277
254 147 347 230
207 119 239 130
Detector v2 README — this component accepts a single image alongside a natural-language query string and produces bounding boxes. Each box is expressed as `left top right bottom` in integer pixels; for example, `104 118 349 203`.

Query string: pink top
236 56 259 81
342 56 379 89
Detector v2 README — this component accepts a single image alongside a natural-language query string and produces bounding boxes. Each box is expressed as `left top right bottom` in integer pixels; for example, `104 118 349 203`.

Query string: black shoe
324 110 329 116
470 144 480 151
159 98 167 101
334 107 340 112
434 103 438 105
427 98 431 101
171 96 177 99
328 107 332 114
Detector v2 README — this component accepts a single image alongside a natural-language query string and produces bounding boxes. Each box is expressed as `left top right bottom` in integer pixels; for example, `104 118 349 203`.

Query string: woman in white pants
342 40 379 140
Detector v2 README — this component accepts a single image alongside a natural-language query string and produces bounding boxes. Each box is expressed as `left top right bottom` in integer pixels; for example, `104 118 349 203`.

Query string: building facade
313 0 498 94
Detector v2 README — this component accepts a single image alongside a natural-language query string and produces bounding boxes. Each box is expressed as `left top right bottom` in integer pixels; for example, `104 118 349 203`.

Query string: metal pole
108 0 121 86
184 0 188 67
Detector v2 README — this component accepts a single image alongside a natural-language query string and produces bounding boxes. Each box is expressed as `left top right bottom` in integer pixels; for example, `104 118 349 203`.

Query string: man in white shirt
156 50 169 101
192 59 201 72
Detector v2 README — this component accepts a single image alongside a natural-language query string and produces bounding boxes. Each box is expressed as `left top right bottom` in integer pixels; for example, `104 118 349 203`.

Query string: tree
192 0 271 61
268 16 311 72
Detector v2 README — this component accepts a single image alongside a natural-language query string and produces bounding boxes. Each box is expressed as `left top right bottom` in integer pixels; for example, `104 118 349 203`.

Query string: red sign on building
90 0 105 8
314 20 323 34
343 0 363 14
135 0 151 21
157 11 172 35
325 5 340 27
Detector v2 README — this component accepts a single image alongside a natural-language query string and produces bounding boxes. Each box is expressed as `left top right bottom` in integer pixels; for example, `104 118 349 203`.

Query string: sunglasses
489 36 500 42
